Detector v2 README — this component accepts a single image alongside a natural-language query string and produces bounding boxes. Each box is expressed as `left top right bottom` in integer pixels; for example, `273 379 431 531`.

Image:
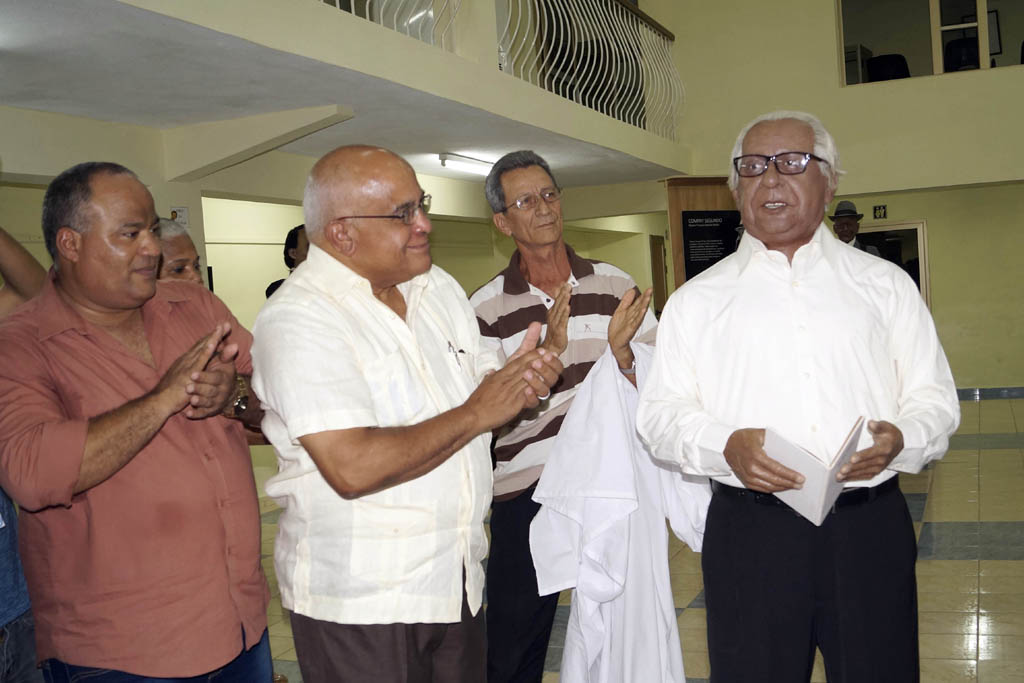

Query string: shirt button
802 371 810 379
798 324 807 332
811 425 818 433
792 281 801 288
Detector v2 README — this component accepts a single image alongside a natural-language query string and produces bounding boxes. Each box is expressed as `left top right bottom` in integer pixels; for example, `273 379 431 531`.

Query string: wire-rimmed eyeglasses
335 194 431 226
502 187 561 213
733 152 827 178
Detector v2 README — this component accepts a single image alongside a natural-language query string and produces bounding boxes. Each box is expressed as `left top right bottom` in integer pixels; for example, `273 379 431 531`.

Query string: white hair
158 218 190 240
727 110 843 192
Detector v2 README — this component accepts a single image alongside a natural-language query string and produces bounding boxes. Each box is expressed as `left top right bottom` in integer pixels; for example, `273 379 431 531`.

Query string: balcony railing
497 0 684 140
319 0 463 51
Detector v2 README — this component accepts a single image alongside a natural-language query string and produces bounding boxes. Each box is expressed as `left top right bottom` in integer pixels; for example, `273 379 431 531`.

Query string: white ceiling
0 0 684 186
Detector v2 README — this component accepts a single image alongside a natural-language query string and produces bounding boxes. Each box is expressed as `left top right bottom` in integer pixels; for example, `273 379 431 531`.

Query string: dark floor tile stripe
544 645 564 672
918 522 1024 560
949 433 1024 450
957 387 1024 400
904 493 927 522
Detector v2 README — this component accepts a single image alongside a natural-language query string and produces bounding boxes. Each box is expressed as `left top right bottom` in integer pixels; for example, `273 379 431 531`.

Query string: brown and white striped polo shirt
470 245 657 499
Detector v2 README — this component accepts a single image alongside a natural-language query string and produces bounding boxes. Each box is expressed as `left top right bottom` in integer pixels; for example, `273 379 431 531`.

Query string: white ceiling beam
162 105 353 182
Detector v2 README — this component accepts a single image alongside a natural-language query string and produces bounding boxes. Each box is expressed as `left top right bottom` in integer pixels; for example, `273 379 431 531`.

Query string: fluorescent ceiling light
439 153 491 176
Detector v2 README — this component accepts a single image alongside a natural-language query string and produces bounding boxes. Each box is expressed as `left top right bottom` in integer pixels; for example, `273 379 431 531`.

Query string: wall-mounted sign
169 206 189 228
873 205 887 220
681 210 742 280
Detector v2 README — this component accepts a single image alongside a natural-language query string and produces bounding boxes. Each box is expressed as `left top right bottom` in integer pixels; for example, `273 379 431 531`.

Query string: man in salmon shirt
0 162 270 682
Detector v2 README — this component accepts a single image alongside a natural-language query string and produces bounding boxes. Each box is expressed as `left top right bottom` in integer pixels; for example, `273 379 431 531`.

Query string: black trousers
702 480 919 683
486 488 560 683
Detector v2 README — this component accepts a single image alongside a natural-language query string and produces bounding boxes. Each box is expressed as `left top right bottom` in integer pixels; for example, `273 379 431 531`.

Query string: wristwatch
224 374 249 418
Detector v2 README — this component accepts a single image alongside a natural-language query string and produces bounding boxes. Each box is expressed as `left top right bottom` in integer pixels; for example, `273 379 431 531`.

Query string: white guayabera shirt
252 244 500 625
637 225 960 489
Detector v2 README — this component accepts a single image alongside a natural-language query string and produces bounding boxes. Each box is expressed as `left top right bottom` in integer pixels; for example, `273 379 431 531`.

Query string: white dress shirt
251 245 500 625
637 225 959 489
531 344 710 682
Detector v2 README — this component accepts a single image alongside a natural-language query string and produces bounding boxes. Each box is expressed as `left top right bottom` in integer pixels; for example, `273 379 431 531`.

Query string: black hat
828 200 863 221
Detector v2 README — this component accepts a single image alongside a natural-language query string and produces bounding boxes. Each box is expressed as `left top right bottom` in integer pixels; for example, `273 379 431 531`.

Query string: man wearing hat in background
829 200 880 256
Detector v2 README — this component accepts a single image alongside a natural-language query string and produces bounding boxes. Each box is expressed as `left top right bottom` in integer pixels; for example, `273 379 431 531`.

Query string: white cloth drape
529 343 711 683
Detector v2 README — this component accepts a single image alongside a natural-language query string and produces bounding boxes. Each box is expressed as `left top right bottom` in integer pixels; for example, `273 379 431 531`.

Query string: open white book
763 417 866 526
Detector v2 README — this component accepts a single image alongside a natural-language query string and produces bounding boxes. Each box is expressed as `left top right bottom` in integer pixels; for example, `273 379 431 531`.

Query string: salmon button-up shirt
0 276 268 676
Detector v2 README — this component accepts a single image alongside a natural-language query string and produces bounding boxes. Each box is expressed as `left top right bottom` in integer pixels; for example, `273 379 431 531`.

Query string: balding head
302 145 433 292
303 146 414 241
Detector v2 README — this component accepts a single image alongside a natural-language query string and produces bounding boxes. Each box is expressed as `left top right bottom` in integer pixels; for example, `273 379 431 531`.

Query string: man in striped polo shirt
471 150 657 682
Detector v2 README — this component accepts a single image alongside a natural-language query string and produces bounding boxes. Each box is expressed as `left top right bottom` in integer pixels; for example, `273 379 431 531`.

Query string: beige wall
0 185 50 271
644 0 1024 194
201 197 304 330
836 181 1024 388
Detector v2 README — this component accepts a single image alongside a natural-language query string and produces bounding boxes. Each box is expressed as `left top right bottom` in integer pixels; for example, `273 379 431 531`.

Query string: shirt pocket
362 351 426 427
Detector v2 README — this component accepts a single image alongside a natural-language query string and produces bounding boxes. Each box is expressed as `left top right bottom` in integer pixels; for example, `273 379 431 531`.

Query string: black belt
711 476 899 511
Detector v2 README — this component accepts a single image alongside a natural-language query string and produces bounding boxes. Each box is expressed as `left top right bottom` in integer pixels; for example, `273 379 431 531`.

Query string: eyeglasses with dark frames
335 194 432 226
733 152 828 178
502 187 561 213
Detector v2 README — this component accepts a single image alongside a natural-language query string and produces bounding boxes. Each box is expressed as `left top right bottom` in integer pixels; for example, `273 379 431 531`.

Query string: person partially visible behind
265 224 308 298
157 218 204 285
0 225 45 682
829 200 881 256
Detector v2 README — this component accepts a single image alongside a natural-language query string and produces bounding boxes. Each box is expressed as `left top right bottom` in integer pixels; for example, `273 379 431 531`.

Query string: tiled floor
257 399 1024 682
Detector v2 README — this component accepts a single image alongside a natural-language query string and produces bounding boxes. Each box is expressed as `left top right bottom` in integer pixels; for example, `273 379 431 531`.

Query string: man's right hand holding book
723 428 805 493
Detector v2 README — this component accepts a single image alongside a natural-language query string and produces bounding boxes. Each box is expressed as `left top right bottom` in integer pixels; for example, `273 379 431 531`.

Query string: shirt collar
297 242 432 300
735 222 838 274
501 244 593 295
35 270 191 342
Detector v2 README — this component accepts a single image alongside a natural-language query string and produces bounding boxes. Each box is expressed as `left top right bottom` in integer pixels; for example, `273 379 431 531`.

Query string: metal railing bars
318 0 462 52
497 0 684 139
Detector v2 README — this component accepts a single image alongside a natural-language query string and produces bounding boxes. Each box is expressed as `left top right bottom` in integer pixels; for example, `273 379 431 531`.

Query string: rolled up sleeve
0 346 87 511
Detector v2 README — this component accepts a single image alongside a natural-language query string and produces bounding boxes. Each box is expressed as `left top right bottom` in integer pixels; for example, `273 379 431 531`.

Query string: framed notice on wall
681 210 742 279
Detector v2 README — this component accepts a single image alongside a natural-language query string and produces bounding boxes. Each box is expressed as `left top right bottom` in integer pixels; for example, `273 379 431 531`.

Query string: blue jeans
40 630 271 683
0 609 42 683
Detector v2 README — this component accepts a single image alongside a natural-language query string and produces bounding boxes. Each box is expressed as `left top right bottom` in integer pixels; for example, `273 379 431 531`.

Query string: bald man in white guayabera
251 146 563 683
637 111 959 682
